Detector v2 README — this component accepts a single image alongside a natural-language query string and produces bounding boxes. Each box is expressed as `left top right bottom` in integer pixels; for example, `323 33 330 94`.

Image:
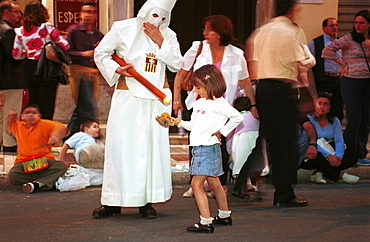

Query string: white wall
295 0 339 42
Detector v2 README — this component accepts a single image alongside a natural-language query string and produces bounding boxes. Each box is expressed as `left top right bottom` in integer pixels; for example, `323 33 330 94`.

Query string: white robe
94 17 181 207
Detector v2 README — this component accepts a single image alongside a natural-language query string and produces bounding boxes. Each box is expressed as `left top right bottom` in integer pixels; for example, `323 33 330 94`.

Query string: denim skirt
190 144 224 177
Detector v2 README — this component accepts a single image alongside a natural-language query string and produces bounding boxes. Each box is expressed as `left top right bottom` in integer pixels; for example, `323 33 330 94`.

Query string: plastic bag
57 174 90 192
56 164 103 192
84 168 103 186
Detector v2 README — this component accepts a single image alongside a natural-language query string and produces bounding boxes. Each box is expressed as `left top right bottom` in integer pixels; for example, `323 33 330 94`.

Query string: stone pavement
0 179 369 241
0 134 369 241
1 133 370 185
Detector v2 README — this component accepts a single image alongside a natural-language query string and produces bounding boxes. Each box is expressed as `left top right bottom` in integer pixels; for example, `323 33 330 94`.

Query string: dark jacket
0 20 26 89
311 35 325 84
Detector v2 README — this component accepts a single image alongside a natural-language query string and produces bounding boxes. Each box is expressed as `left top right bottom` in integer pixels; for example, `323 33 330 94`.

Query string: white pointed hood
123 0 177 99
136 0 176 31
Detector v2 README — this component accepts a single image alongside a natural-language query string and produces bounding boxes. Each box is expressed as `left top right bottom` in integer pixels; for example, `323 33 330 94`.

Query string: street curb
1 166 369 189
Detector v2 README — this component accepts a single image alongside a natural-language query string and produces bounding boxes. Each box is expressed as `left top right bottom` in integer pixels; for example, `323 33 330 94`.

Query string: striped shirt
322 33 370 79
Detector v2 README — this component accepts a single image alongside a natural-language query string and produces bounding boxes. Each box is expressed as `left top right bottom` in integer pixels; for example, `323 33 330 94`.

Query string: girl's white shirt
179 97 243 146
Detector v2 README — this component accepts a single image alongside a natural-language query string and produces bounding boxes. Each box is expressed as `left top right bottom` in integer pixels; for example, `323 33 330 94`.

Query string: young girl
228 97 260 198
230 97 259 178
157 65 243 233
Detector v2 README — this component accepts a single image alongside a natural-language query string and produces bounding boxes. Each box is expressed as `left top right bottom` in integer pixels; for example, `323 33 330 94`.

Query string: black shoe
92 205 121 218
232 189 250 199
139 203 156 219
22 182 39 194
3 145 17 152
273 198 308 208
243 192 263 203
213 216 232 226
186 223 214 233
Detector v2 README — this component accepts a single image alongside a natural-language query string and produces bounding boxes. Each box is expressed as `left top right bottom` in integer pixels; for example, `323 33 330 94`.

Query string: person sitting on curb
59 119 104 169
300 92 360 184
7 103 69 193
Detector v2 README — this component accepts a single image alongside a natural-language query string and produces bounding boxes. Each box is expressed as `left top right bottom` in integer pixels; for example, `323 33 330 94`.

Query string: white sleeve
178 109 198 131
308 40 315 56
182 41 202 71
94 22 122 87
156 30 182 73
299 44 316 69
218 100 244 137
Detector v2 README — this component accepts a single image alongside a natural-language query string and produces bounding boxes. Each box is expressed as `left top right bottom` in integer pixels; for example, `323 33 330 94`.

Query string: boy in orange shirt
7 104 69 193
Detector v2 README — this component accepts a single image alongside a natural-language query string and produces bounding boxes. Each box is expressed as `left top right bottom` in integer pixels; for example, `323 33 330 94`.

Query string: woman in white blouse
173 15 257 196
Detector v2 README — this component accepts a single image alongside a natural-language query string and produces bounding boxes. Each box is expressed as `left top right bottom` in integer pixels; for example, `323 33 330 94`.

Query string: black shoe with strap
213 216 232 226
187 223 214 233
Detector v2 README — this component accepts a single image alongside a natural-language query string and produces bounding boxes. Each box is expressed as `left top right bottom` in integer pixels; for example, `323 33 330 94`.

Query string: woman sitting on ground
300 92 360 184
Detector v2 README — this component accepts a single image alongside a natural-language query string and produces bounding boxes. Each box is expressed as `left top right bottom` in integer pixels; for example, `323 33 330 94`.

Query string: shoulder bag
34 25 71 84
360 42 370 73
180 41 203 91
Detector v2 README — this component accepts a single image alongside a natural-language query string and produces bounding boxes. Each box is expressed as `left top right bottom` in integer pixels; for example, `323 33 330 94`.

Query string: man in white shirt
247 0 312 208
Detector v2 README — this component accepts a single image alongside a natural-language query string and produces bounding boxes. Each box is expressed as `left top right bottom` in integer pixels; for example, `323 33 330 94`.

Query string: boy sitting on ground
7 104 69 193
59 119 104 169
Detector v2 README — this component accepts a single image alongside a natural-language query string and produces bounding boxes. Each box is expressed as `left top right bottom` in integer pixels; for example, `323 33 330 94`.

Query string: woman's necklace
211 46 224 63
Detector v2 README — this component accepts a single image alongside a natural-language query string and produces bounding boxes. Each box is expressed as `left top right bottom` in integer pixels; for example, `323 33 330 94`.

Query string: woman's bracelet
173 101 180 105
251 104 257 108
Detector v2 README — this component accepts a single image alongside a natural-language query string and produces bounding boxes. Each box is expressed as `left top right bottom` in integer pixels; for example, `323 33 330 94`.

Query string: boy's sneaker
356 158 370 166
22 182 39 194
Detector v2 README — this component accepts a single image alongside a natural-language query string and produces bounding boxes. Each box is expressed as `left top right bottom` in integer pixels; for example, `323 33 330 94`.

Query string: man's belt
117 76 169 90
324 72 341 77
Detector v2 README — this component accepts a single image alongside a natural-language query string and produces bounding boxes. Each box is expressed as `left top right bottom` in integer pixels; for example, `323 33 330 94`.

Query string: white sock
200 215 213 225
218 209 231 219
35 181 44 187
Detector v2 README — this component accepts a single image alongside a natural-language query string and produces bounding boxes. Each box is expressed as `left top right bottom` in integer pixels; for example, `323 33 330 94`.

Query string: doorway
134 0 257 53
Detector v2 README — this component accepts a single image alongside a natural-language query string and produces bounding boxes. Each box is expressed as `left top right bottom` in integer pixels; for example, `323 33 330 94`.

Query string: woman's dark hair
203 15 236 46
22 1 49 32
350 10 370 43
317 91 335 124
233 97 251 112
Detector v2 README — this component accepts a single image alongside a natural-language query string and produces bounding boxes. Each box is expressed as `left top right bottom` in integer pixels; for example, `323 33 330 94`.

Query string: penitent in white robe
94 6 182 206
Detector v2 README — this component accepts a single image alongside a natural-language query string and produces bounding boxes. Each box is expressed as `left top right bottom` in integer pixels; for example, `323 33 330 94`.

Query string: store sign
54 0 99 34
